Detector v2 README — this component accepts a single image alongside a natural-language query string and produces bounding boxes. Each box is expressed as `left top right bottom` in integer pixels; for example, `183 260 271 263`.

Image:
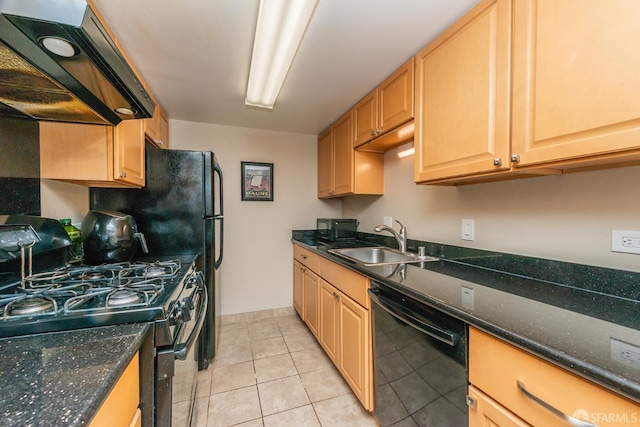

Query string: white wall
169 120 341 315
343 150 640 272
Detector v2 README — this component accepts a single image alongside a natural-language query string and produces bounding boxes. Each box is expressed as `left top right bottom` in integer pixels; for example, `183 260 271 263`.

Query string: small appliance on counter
317 218 359 241
81 210 148 265
0 215 71 284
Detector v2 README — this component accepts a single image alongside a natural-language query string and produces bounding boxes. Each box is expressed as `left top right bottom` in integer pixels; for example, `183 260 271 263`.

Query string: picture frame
241 161 274 201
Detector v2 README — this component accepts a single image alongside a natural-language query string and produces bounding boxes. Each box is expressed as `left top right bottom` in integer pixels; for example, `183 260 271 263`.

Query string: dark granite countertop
0 323 151 427
292 230 640 403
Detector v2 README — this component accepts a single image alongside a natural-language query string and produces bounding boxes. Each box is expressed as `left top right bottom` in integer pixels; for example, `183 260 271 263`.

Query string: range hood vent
0 0 155 125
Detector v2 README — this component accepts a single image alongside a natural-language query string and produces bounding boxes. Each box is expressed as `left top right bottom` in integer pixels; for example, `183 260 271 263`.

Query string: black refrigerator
90 144 224 370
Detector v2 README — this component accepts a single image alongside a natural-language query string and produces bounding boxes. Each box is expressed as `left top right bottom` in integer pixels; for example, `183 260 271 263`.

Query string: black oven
0 216 207 427
156 270 207 427
369 281 468 427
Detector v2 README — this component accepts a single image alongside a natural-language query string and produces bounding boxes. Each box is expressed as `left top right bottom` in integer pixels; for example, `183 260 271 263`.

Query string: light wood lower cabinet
302 268 320 339
292 243 373 411
337 291 370 407
292 260 304 318
468 385 531 427
90 352 140 427
469 327 640 427
319 279 340 362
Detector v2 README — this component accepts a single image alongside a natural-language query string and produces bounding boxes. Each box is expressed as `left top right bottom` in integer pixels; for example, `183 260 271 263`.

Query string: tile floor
192 308 378 427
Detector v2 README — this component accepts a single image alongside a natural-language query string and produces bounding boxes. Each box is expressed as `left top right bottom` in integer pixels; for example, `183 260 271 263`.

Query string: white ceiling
93 0 480 136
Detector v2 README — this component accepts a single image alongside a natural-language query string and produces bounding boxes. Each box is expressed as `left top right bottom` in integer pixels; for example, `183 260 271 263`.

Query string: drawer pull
301 255 307 259
517 381 598 427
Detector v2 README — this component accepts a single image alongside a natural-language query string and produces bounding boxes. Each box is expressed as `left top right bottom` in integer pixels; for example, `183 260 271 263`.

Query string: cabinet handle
120 172 127 178
370 130 375 136
333 292 339 300
511 154 520 163
517 381 598 427
301 255 307 259
493 158 502 167
156 139 164 146
375 128 381 135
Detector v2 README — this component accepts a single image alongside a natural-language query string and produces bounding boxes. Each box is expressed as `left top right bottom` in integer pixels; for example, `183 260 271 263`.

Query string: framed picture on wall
241 161 274 201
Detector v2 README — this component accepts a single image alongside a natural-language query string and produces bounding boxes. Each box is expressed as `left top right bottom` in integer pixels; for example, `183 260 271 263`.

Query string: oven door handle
173 281 208 361
368 288 459 346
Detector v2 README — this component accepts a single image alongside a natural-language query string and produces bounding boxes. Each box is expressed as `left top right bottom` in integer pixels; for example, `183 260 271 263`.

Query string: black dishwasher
368 281 468 427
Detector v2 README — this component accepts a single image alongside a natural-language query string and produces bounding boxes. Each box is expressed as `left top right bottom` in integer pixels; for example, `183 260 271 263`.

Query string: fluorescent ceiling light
397 141 415 158
245 0 318 109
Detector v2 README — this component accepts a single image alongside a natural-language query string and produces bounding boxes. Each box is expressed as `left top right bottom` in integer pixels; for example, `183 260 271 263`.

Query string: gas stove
0 257 197 339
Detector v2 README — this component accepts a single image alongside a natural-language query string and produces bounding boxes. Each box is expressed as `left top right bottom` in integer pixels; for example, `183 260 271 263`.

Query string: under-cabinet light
397 141 415 158
245 0 318 109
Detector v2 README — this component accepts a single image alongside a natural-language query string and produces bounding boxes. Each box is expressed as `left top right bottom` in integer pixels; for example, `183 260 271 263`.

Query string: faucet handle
395 220 406 232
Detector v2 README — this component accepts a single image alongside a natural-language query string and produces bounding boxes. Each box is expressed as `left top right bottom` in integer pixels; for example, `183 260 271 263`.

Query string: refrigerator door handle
214 216 224 269
214 161 224 217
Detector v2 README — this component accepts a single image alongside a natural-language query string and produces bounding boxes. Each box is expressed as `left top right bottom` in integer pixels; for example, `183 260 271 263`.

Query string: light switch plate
462 219 475 241
383 217 393 227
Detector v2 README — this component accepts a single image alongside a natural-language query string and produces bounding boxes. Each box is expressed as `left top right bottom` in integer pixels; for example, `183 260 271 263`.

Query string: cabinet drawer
319 258 369 308
293 244 320 273
469 327 639 427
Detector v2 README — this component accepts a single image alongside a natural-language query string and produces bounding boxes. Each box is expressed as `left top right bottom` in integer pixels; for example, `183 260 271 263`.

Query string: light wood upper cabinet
317 112 384 199
40 121 145 188
414 0 511 183
317 127 333 198
510 0 640 169
333 111 355 195
353 90 378 148
354 58 414 150
144 103 170 148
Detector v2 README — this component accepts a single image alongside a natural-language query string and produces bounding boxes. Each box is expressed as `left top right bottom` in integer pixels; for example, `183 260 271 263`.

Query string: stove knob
178 298 193 322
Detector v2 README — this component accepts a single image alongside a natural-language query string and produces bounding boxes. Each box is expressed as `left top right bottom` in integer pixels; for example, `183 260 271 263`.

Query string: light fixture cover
397 141 415 158
245 0 318 109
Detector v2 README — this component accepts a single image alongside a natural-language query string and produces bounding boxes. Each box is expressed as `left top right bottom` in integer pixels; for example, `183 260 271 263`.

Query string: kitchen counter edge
291 237 640 404
0 322 152 427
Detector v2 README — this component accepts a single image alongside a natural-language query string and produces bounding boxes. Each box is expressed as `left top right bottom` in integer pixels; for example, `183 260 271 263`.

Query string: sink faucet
374 220 407 252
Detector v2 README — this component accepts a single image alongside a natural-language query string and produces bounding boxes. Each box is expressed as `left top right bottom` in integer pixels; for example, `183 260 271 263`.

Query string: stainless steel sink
328 247 438 266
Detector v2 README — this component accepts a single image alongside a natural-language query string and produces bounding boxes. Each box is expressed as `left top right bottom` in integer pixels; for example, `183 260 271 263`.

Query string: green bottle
60 218 83 261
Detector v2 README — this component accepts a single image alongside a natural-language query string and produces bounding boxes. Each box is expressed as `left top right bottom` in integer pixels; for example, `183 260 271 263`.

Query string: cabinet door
332 111 354 195
319 279 339 363
157 107 169 148
40 122 113 181
414 0 511 182
511 0 640 168
303 269 320 338
378 57 414 136
293 261 304 318
353 90 378 148
339 294 371 410
317 128 333 198
114 120 145 187
468 386 531 427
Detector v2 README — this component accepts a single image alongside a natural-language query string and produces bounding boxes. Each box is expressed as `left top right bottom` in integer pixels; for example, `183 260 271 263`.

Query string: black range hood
0 0 155 125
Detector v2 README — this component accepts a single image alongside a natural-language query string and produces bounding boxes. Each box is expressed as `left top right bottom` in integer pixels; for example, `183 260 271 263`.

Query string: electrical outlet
383 217 393 227
612 230 640 254
611 338 640 369
462 219 475 241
